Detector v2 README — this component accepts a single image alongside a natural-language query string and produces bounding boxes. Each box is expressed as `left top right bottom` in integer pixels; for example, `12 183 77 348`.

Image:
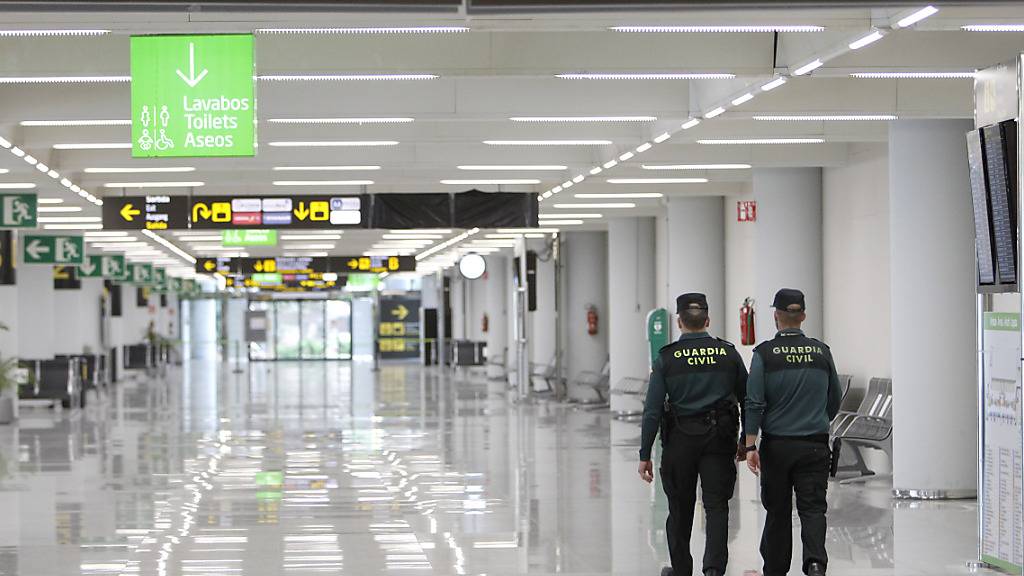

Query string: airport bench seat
833 377 893 481
18 358 83 409
611 376 649 419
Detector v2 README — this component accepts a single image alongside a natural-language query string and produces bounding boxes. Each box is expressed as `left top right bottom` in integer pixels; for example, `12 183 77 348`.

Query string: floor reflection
0 360 999 575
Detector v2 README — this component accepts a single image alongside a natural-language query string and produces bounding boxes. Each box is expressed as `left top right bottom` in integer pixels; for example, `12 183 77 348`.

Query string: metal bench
530 356 560 394
571 359 610 407
611 376 649 420
833 377 893 482
18 358 83 409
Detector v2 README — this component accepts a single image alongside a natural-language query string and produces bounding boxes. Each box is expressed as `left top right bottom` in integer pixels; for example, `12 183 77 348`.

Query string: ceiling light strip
416 228 480 261
556 72 735 80
509 116 657 123
609 25 824 33
258 74 438 81
255 27 468 34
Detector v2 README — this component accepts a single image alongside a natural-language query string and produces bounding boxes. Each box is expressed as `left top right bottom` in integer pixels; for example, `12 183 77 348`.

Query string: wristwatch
745 445 757 452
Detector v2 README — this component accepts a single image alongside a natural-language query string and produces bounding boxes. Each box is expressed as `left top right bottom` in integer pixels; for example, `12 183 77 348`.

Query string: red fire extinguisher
586 305 599 336
482 313 489 333
740 298 756 346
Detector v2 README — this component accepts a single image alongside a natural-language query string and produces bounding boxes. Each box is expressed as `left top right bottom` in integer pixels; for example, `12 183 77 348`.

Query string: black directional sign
102 195 189 230
196 255 415 275
189 195 366 230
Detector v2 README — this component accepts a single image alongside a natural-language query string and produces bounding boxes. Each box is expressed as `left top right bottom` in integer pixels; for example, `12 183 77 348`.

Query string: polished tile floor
0 360 995 575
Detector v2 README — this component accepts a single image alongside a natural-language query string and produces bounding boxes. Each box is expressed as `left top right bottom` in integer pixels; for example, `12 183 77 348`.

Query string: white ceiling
0 2 1021 274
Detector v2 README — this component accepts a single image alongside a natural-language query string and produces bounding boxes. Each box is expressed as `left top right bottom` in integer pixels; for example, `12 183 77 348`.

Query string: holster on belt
662 397 740 443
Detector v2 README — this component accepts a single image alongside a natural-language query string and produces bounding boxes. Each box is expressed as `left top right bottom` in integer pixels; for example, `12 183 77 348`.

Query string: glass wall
326 300 352 360
247 298 352 361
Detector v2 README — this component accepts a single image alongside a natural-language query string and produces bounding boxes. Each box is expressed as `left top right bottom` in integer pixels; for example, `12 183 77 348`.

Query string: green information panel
153 267 167 291
131 34 255 158
0 193 36 228
646 308 671 368
22 235 84 265
168 277 182 293
127 262 154 284
78 254 128 280
222 229 277 246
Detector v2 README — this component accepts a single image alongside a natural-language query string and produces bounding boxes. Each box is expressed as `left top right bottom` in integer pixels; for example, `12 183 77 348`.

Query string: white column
17 264 55 359
665 197 725 338
0 285 18 360
607 217 656 413
561 231 609 399
725 183 757 363
530 239 557 373
889 119 977 495
188 298 217 360
484 255 509 379
753 168 824 339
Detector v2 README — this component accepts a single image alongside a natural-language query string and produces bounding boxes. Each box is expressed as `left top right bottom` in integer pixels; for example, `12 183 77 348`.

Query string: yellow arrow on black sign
120 203 142 221
391 304 409 321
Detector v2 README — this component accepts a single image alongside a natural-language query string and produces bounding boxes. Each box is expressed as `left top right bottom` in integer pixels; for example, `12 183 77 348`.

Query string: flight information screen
983 121 1018 287
968 129 996 285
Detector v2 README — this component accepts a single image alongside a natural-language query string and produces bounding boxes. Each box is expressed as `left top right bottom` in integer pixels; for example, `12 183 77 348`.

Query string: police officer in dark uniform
744 289 843 576
638 293 748 576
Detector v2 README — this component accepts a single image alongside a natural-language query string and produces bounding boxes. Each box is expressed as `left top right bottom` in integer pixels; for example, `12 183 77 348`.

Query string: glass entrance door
248 298 352 361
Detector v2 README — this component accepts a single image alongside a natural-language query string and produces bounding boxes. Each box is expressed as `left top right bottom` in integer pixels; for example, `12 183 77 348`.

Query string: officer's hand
638 460 654 483
735 441 747 462
746 450 760 476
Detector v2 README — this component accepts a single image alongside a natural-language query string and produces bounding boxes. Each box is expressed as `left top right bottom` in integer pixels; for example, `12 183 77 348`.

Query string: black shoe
807 561 826 576
660 567 674 576
704 570 723 576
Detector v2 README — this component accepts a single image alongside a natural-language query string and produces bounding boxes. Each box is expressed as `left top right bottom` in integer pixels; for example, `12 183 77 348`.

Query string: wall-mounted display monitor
968 119 1018 292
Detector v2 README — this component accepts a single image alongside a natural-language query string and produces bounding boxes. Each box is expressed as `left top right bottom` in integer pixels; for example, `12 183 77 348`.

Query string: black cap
676 292 708 314
772 288 806 311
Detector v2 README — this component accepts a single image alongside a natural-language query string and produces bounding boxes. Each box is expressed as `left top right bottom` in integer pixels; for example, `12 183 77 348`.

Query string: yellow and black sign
53 265 81 290
189 195 364 230
197 256 415 275
102 195 189 230
379 296 420 358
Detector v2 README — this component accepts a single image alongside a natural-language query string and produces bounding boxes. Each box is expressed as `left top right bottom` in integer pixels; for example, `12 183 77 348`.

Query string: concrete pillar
561 231 608 400
484 254 509 379
725 184 757 364
607 217 656 413
753 168 824 340
52 277 103 355
0 285 18 360
889 119 977 495
17 264 55 360
665 197 725 338
530 239 557 373
188 298 217 360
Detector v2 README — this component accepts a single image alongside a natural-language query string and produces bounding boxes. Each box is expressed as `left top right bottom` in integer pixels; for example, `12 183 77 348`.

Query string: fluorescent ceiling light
576 192 664 198
962 25 1024 32
457 165 566 171
84 231 129 237
731 93 754 106
619 152 635 161
54 142 131 150
557 73 735 80
0 183 35 189
268 141 399 147
441 179 540 185
272 166 380 173
682 118 701 129
38 206 83 213
256 26 468 34
606 178 707 184
267 117 413 124
654 132 671 143
896 5 938 28
535 219 584 225
552 203 636 209
44 223 103 230
21 119 130 127
103 181 205 188
850 71 975 79
636 142 653 153
279 234 345 241
0 29 110 36
609 25 824 33
589 167 603 175
572 175 584 183
603 160 618 169
390 229 452 234
643 163 751 170
484 140 612 146
849 30 884 50
381 234 443 240
753 114 897 121
10 147 23 157
793 59 824 76
698 138 824 144
539 213 603 219
37 216 101 223
761 77 788 91
85 166 196 173
259 74 438 81
496 228 561 234
551 186 563 193
272 180 373 186
38 198 64 204
23 155 36 165
282 243 336 250
563 181 574 188
509 116 656 123
704 107 726 119
0 76 129 84
179 235 223 242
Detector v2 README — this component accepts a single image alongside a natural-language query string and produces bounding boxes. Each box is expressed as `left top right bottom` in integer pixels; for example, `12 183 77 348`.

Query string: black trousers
759 437 830 576
659 427 736 576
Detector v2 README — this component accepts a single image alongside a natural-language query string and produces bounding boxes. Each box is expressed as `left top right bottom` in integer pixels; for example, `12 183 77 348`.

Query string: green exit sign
131 34 255 158
222 229 278 246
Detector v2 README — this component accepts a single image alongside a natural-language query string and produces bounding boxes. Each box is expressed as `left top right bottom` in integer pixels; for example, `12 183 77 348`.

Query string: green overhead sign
131 34 255 158
127 262 154 285
22 235 84 265
78 254 128 280
222 229 278 246
153 267 167 291
0 194 36 228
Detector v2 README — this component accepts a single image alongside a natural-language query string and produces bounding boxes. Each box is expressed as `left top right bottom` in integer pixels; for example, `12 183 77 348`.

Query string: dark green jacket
744 328 843 438
640 332 748 460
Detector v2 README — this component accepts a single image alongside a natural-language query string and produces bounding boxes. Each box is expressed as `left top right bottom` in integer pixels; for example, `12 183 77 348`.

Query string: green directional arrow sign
77 255 103 278
100 254 127 280
168 276 182 293
131 34 256 158
0 193 37 228
222 229 277 246
153 267 167 291
127 262 154 285
22 234 84 265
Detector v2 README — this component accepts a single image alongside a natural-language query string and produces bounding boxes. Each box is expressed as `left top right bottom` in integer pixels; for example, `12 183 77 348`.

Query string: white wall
823 143 892 383
0 285 18 359
17 264 54 359
52 277 103 355
562 231 609 399
607 217 656 413
723 182 757 365
529 239 557 367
